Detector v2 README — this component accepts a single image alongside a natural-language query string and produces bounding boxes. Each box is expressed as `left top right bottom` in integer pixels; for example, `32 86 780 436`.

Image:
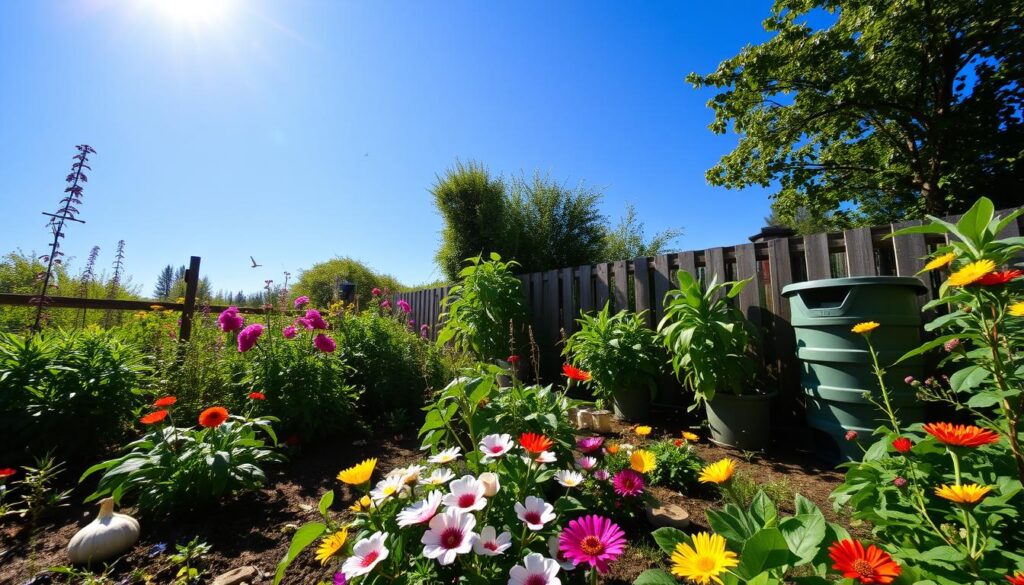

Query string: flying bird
250 256 262 268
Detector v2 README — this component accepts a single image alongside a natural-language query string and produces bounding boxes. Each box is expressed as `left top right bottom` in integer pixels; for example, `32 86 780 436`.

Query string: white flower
509 552 561 585
419 468 455 486
479 433 515 460
429 446 462 464
576 456 597 471
342 531 390 578
534 451 557 464
553 470 584 488
514 496 555 531
397 490 443 527
479 472 500 497
388 464 425 485
442 475 488 513
548 536 575 570
618 443 635 453
370 475 407 503
421 508 477 565
473 526 512 556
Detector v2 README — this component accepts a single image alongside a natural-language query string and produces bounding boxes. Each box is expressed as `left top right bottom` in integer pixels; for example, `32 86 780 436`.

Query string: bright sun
149 0 236 25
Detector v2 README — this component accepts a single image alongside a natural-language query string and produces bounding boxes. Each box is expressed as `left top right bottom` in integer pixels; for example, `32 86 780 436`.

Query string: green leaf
273 522 325 585
749 491 778 528
780 513 827 565
633 569 679 585
954 197 994 245
318 490 334 517
737 528 794 580
651 526 689 556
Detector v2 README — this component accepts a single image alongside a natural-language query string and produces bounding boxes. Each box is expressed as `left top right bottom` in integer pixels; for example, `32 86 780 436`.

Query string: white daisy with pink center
508 552 562 585
442 474 488 513
420 508 478 565
342 531 389 578
514 495 555 531
473 526 512 556
479 433 515 461
397 490 443 527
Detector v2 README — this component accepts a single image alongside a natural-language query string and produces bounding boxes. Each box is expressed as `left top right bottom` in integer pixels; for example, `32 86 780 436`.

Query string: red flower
519 432 554 454
1007 572 1024 585
673 439 684 448
829 539 901 584
923 422 999 448
845 430 858 441
0 468 16 479
140 410 169 425
153 396 177 408
248 392 266 401
198 406 229 428
507 355 520 365
892 437 913 453
563 364 591 382
975 270 1023 286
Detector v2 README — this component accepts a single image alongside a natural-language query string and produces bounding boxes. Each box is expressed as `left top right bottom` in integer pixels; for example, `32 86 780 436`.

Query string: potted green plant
658 271 772 450
563 303 662 422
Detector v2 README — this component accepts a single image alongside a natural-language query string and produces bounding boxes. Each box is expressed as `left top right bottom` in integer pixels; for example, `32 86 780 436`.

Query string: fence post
178 256 201 342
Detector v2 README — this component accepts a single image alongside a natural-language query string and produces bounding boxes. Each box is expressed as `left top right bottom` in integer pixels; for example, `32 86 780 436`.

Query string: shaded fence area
397 209 1023 412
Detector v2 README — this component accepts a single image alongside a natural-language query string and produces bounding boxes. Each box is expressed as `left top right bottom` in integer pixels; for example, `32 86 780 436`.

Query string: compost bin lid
781 276 927 297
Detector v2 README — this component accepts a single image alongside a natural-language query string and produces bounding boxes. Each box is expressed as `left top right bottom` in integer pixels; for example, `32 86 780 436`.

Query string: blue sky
0 0 778 297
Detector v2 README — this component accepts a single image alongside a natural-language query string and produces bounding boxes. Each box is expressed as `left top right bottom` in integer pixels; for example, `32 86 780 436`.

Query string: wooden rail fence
397 209 1023 409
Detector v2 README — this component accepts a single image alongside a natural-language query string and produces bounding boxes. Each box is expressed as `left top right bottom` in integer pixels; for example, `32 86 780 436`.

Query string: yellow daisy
923 252 956 271
947 259 996 287
314 528 348 565
682 431 700 442
1009 301 1024 317
670 532 739 585
630 449 657 474
851 321 880 334
337 458 376 485
935 483 992 505
699 458 737 485
349 495 372 513
634 425 652 437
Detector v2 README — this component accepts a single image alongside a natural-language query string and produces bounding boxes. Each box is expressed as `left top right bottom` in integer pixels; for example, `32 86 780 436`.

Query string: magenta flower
576 436 604 454
371 287 382 297
217 306 244 332
314 333 336 353
293 295 310 309
593 469 610 481
397 299 412 314
237 323 264 352
304 309 329 330
282 325 297 339
381 299 391 310
408 319 416 329
558 515 627 573
333 573 346 585
295 317 313 330
612 469 644 497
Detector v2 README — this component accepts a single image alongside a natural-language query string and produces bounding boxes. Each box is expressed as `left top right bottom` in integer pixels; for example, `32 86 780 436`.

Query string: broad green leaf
651 526 689 556
318 490 334 517
780 513 826 565
737 528 794 580
633 569 678 585
750 491 778 528
274 522 325 585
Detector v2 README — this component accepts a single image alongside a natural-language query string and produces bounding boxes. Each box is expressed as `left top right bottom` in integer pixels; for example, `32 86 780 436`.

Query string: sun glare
148 0 235 26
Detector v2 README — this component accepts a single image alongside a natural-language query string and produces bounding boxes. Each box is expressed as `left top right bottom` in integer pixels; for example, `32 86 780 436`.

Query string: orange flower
605 444 619 455
976 270 1023 286
198 406 229 428
1007 572 1024 585
923 422 999 448
153 396 177 408
248 392 266 401
140 410 169 425
828 539 901 584
519 432 553 454
562 364 591 382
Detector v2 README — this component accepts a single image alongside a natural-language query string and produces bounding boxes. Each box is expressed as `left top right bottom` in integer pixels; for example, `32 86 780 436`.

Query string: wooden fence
397 209 1023 410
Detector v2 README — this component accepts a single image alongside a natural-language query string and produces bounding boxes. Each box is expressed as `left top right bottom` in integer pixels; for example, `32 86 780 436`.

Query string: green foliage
728 473 794 510
564 303 663 404
645 439 705 493
0 329 149 462
602 203 682 261
81 412 282 514
658 272 757 404
437 254 526 362
688 0 1024 229
291 257 403 309
169 537 212 585
432 160 508 282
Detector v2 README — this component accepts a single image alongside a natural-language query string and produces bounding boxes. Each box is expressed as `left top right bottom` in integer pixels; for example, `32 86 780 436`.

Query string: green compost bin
782 277 927 463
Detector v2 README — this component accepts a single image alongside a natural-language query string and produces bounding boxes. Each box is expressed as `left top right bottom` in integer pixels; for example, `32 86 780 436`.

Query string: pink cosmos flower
612 469 644 497
305 309 329 330
473 526 511 556
314 333 336 353
441 475 487 513
217 306 244 332
420 508 477 566
237 323 263 352
576 436 604 454
397 299 412 314
293 295 310 308
372 287 382 297
342 532 389 578
479 433 515 461
397 490 443 527
558 515 627 573
576 456 598 471
282 325 297 339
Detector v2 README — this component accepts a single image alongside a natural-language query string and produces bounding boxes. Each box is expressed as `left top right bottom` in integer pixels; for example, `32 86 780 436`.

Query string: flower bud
893 477 907 488
845 430 858 441
479 472 500 497
943 338 961 352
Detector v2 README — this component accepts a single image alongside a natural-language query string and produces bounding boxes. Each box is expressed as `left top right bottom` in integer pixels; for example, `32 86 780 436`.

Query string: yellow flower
682 431 700 442
634 425 652 437
314 528 348 565
935 483 992 505
175 297 185 304
947 259 996 287
851 321 880 334
337 458 376 485
630 449 657 473
1010 301 1024 317
349 495 371 512
670 532 739 585
923 252 956 271
149 304 164 311
699 458 737 485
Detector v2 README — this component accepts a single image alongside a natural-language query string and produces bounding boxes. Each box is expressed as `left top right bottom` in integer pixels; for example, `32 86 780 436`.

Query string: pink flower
314 333 336 353
295 317 313 330
397 300 412 314
381 300 391 310
217 306 244 332
576 436 604 454
558 515 627 573
293 295 310 308
282 325 297 339
845 430 858 441
612 469 644 497
408 319 416 329
420 508 477 566
593 469 610 481
237 323 263 352
305 309 329 330
371 287 382 297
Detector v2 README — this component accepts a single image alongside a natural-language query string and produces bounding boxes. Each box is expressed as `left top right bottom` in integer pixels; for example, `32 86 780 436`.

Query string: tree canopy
689 0 1024 230
291 257 403 309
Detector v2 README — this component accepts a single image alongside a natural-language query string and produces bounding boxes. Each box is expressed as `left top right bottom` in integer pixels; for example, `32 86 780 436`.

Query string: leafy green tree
153 265 174 299
432 160 507 282
688 0 1024 229
291 257 403 309
602 203 682 260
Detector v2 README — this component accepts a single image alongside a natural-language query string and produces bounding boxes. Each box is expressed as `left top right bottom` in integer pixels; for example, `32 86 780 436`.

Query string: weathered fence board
634 257 653 327
579 264 594 314
844 227 875 276
612 260 628 312
595 263 610 309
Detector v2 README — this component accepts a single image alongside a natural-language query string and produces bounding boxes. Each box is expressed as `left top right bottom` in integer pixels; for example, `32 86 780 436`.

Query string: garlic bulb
67 498 140 564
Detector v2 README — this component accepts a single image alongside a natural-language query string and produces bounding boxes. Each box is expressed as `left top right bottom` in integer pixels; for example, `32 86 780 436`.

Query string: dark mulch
0 416 850 584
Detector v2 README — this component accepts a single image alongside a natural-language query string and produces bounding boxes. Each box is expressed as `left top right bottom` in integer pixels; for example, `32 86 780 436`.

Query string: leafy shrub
645 439 705 494
81 407 282 514
291 257 403 310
